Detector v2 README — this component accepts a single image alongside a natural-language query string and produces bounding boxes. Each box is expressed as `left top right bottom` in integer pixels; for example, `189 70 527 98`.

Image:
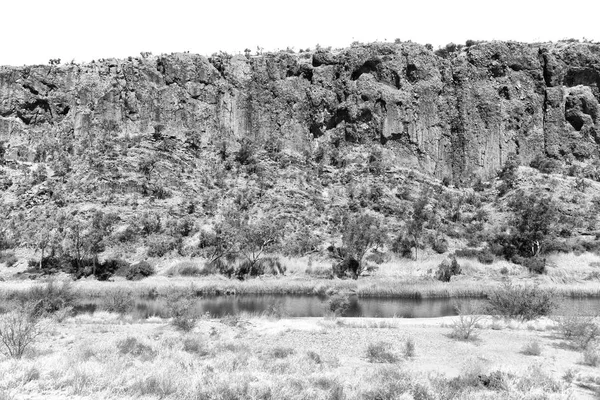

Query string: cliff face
1 40 599 183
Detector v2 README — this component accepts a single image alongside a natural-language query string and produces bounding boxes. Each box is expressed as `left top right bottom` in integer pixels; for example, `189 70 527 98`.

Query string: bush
449 302 484 340
166 293 197 332
486 282 556 321
530 154 562 174
328 292 351 316
125 261 155 281
0 305 44 359
0 252 17 267
454 248 494 264
436 257 461 282
522 341 542 356
146 235 180 257
366 341 398 363
404 338 416 358
96 258 129 281
24 280 77 317
103 289 135 314
182 338 209 356
555 314 600 349
582 348 600 367
204 259 234 278
431 237 449 254
521 257 547 274
117 337 156 359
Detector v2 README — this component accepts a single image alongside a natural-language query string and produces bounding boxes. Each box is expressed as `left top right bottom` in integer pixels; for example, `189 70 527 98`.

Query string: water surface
75 294 600 319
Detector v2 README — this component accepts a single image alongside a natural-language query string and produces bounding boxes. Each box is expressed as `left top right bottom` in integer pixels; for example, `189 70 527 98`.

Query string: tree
87 210 118 275
25 208 66 270
407 190 430 261
497 153 520 196
338 213 386 279
234 215 285 276
496 190 559 259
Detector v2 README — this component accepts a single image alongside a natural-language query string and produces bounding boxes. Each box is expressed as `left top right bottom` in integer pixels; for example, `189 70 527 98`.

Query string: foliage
454 248 494 264
494 190 559 261
582 348 600 367
23 280 77 318
521 341 542 356
431 236 448 254
486 282 556 321
166 293 198 332
449 301 484 340
530 154 562 174
103 289 135 314
95 258 129 281
0 252 17 267
125 261 155 281
404 338 416 358
117 337 156 359
0 305 45 359
366 341 398 363
338 213 386 279
328 292 351 316
146 234 180 257
555 314 600 349
497 152 520 196
435 257 461 282
226 212 285 278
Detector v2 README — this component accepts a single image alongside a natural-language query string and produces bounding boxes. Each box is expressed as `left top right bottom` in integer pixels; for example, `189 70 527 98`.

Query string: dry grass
0 313 577 400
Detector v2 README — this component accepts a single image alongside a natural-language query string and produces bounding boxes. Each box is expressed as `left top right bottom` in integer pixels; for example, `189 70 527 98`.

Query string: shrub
522 341 542 356
328 292 351 316
404 337 416 358
582 347 600 367
431 237 449 254
366 341 398 363
521 257 547 274
167 261 205 277
0 252 17 267
435 257 461 282
555 314 600 349
24 280 77 317
0 305 44 359
146 235 180 257
204 259 234 278
103 289 135 314
166 293 198 332
117 337 156 359
96 258 129 281
454 248 494 264
182 338 209 356
530 154 562 174
486 282 556 320
125 261 155 281
269 347 295 359
449 302 484 340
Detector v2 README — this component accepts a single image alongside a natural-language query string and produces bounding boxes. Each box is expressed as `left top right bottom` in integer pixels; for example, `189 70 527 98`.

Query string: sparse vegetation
521 340 542 356
0 304 45 359
449 301 484 340
366 341 398 363
486 282 556 321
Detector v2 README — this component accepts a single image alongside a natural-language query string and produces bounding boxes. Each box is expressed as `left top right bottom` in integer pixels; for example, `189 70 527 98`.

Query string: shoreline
2 275 600 299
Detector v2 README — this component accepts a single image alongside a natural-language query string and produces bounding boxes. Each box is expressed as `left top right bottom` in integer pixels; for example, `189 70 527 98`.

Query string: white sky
1 0 599 66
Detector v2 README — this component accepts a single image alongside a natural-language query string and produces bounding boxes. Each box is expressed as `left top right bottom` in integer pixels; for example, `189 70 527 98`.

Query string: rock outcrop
1 40 600 184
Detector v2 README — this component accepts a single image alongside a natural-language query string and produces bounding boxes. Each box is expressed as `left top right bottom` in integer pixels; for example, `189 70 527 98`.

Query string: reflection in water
73 295 600 319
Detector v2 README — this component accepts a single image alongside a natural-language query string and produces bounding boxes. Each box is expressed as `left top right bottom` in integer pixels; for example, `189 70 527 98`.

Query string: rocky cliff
2 40 599 183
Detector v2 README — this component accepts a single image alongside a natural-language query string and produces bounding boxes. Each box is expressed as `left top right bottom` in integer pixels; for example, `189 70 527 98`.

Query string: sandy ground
8 313 596 399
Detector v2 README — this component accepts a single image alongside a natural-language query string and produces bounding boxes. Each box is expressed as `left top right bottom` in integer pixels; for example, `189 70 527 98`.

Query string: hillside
1 39 600 280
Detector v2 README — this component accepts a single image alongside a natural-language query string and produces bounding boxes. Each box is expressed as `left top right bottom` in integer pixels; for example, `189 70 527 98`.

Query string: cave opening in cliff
350 59 381 80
